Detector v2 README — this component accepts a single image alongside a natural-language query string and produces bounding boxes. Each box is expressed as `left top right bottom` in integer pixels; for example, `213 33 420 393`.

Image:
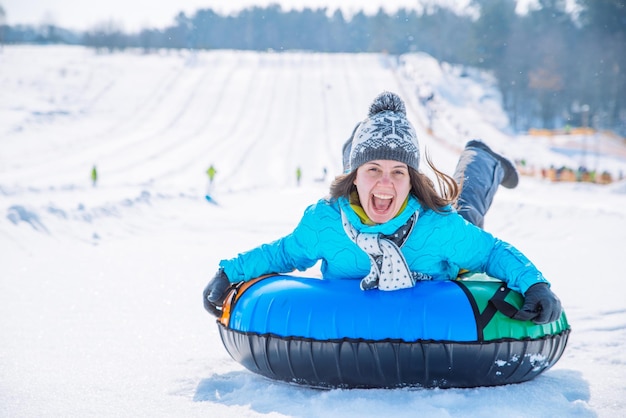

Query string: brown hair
329 153 459 213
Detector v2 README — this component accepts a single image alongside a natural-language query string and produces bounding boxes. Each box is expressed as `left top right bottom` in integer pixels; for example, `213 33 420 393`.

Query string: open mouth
372 193 393 213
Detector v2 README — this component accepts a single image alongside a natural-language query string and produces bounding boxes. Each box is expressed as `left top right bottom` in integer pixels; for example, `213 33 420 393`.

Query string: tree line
1 0 624 136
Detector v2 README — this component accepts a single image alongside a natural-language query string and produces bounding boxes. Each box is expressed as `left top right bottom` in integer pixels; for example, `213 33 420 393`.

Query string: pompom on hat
348 91 420 172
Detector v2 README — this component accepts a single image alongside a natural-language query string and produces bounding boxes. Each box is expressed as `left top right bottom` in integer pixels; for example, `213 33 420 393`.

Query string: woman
203 91 561 324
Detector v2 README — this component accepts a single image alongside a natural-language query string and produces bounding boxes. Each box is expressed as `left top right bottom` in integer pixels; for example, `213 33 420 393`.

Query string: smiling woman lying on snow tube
215 273 570 389
204 92 569 388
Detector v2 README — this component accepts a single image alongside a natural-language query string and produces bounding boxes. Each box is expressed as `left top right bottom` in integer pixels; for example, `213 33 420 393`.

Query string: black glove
203 269 231 317
513 283 562 324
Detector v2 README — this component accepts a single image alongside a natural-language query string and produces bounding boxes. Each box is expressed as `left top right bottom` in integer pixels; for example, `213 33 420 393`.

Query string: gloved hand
513 283 562 324
203 269 231 317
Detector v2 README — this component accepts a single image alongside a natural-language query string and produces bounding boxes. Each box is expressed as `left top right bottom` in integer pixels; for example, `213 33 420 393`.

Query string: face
354 160 412 224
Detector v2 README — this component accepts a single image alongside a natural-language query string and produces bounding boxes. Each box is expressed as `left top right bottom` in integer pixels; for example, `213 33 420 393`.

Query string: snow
1 45 626 418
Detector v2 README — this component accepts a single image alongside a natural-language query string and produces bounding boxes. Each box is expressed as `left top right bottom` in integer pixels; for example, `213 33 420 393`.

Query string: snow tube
216 274 570 389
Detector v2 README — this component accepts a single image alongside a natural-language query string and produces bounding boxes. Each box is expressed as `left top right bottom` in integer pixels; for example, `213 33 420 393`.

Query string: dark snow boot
453 139 519 228
465 139 519 189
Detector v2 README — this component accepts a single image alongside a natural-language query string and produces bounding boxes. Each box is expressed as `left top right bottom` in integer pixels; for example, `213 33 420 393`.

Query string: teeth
373 194 393 200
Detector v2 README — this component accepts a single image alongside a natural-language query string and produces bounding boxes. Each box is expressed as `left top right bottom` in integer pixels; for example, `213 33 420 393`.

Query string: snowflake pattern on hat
372 116 414 141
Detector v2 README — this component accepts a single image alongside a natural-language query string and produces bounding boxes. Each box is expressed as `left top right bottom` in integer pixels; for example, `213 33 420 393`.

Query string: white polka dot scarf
341 210 422 291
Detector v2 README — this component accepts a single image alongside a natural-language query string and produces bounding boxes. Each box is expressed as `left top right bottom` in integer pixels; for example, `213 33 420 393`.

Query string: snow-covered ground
1 45 625 418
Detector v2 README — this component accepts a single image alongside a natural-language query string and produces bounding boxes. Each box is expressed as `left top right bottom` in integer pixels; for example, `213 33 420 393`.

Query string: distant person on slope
296 166 302 186
204 91 561 325
91 165 98 187
206 165 217 185
205 164 217 198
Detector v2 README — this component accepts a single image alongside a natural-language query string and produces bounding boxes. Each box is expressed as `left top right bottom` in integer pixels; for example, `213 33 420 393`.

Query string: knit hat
349 92 420 172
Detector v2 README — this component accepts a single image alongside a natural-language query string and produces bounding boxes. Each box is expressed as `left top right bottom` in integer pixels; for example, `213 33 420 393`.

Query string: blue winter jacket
219 195 547 294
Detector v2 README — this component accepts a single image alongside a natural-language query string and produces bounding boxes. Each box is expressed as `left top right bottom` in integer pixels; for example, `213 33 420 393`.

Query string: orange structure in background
537 166 614 184
523 128 625 185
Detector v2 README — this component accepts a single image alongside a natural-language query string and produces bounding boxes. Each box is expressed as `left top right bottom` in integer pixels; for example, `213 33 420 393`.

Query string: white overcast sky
1 0 543 32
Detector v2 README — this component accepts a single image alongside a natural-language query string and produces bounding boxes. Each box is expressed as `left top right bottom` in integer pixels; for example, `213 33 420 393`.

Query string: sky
1 44 625 417
0 0 545 32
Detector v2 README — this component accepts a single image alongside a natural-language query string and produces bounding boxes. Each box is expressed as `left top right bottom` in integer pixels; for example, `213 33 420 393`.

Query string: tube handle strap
475 285 519 335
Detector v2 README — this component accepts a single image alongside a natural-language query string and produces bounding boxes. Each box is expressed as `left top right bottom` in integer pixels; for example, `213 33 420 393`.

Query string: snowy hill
1 45 626 418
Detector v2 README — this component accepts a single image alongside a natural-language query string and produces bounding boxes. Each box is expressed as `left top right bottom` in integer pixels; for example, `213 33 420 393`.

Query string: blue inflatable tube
216 274 570 389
